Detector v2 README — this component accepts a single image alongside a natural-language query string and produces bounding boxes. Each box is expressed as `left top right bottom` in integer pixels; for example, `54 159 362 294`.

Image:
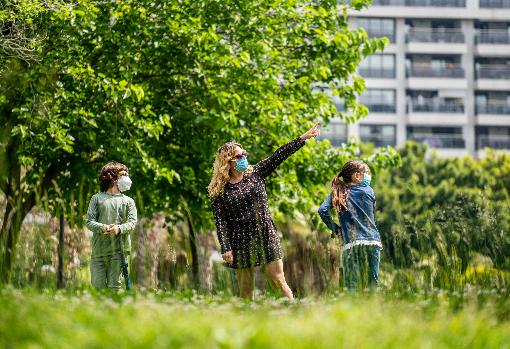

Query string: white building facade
321 0 510 157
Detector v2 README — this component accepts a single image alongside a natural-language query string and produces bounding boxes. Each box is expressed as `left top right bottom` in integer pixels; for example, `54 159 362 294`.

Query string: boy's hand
103 224 120 235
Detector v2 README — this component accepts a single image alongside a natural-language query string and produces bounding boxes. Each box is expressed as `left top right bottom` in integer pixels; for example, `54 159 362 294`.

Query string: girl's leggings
342 245 380 290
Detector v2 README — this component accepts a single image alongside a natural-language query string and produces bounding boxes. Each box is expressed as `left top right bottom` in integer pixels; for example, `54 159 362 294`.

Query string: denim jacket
318 183 382 251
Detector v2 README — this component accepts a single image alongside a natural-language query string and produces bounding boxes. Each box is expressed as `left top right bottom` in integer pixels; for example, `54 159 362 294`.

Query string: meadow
1 286 510 349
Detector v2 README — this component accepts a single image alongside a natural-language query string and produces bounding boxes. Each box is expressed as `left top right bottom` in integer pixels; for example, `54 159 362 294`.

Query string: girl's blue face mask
235 156 249 172
361 173 371 187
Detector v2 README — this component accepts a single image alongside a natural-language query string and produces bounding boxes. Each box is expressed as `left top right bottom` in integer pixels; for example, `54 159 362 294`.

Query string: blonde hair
208 141 253 198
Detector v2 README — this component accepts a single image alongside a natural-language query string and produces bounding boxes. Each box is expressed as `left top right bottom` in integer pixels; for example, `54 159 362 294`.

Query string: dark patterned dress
211 137 306 269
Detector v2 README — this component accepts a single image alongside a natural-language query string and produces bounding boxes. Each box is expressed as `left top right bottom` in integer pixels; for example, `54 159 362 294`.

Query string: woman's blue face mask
235 156 249 172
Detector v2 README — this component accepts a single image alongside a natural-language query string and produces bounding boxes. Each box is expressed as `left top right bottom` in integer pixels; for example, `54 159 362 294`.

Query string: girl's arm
119 198 137 235
86 195 104 234
254 124 320 178
317 193 341 233
212 197 231 254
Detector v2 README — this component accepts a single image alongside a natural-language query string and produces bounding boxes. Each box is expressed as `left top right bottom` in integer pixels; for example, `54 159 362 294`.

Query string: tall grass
1 287 509 349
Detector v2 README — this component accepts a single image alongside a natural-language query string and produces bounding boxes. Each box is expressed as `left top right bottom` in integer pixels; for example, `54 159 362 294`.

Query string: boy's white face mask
117 175 132 192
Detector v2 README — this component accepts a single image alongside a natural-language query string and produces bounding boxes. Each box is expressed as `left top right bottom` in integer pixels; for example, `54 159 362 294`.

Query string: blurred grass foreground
1 287 510 349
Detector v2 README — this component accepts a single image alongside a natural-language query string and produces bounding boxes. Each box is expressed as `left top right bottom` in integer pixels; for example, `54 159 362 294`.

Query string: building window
359 89 396 113
476 126 510 149
360 125 396 147
357 18 396 42
359 54 396 78
318 122 348 147
407 126 465 148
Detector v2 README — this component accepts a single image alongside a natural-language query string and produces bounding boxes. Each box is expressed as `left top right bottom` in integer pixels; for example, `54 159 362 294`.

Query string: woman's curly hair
99 161 128 192
208 142 253 198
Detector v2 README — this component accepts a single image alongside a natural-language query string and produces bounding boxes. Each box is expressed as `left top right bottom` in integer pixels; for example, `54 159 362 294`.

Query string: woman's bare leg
235 268 255 300
265 259 294 301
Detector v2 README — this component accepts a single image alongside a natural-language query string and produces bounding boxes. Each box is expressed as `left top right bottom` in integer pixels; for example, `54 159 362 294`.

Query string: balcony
476 66 510 79
477 135 510 149
407 66 464 78
409 134 465 148
476 31 510 44
364 103 396 113
407 29 464 43
371 0 465 6
365 31 396 43
477 102 510 114
479 0 510 8
409 100 465 113
360 135 396 147
359 67 396 78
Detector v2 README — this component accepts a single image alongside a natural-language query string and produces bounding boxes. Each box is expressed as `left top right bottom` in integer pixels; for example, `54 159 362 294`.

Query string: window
407 126 465 148
318 122 348 147
357 18 395 42
360 125 396 147
359 89 396 113
359 55 396 78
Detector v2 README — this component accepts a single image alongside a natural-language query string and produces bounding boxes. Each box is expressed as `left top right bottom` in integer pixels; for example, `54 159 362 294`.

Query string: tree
0 0 394 283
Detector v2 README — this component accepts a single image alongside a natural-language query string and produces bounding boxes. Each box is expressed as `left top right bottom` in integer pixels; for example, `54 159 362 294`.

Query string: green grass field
1 287 509 349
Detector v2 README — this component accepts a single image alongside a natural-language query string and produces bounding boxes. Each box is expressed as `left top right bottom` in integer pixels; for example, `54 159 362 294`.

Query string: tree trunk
187 219 199 287
0 159 61 284
57 214 65 289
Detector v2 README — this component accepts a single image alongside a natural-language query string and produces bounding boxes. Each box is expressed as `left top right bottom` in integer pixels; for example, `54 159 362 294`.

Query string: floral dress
211 137 305 269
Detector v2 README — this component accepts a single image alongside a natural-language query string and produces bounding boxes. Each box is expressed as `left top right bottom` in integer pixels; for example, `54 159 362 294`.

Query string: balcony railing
407 29 465 43
409 101 465 113
407 66 464 78
476 31 510 44
476 103 510 114
363 103 397 113
477 136 510 149
476 66 510 79
479 0 510 8
320 136 348 147
408 134 466 148
359 67 396 78
360 135 397 147
365 31 396 43
371 0 465 6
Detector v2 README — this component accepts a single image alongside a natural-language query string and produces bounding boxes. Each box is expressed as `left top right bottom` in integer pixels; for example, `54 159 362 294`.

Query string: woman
208 125 320 300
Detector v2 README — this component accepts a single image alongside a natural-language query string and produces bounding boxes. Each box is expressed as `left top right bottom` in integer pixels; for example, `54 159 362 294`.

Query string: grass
1 287 509 349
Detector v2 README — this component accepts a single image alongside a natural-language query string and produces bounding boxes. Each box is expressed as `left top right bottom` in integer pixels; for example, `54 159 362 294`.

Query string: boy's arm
85 195 104 234
119 199 138 235
317 193 341 233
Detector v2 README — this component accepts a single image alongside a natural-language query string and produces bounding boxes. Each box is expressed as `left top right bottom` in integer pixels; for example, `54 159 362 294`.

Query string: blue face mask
235 156 249 172
361 174 371 187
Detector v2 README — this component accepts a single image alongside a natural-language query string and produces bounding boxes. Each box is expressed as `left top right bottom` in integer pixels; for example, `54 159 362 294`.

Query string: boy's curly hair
99 161 128 192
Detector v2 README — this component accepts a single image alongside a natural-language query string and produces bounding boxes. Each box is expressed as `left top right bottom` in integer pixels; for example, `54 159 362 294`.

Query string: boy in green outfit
86 161 137 289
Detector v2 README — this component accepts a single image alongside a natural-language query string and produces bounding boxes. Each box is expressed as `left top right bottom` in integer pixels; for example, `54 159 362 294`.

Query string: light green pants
90 254 124 289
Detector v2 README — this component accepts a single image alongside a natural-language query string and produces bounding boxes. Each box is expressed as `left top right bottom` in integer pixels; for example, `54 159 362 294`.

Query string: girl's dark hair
99 161 128 192
331 160 368 212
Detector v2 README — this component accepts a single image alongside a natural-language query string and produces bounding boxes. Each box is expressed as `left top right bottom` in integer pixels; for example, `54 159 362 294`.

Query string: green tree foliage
375 143 510 288
0 0 395 282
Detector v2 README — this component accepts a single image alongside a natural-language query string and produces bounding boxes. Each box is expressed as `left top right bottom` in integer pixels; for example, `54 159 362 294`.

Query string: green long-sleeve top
86 192 137 258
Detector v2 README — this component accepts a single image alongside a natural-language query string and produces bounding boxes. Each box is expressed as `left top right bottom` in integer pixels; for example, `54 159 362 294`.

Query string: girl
208 125 320 300
318 160 382 290
86 161 137 289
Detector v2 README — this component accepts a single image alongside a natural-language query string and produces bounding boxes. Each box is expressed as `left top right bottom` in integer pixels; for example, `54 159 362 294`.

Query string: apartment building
320 0 510 157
